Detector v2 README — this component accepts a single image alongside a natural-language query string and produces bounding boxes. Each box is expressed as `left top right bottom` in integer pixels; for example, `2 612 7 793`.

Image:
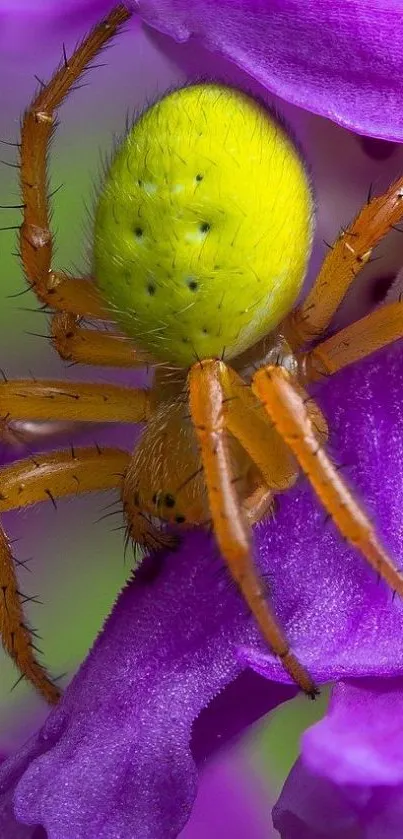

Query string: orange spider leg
0 523 59 704
0 446 129 511
0 446 129 704
188 359 318 697
19 4 131 312
252 365 403 597
0 417 106 454
221 363 328 481
300 300 403 382
284 177 403 348
34 273 109 319
0 379 150 423
51 312 152 367
220 364 299 491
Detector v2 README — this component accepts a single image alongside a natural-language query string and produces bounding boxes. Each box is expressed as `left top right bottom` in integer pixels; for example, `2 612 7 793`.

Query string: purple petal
3 343 403 836
191 670 295 764
0 542 288 839
136 0 403 141
0 791 37 839
274 678 403 839
243 342 403 684
0 758 39 839
304 679 403 787
181 746 274 838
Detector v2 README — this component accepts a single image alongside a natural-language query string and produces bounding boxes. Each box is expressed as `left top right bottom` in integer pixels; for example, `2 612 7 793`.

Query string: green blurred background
0 7 326 818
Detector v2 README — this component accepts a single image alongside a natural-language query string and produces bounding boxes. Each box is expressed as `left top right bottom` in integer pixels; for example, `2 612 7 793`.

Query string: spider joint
22 223 51 250
47 271 63 291
34 111 53 125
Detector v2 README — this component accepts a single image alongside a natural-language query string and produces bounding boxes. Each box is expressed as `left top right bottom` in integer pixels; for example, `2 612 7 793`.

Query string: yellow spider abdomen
93 84 314 366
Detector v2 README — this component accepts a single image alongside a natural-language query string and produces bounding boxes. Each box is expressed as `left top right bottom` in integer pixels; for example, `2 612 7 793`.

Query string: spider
2 3 403 705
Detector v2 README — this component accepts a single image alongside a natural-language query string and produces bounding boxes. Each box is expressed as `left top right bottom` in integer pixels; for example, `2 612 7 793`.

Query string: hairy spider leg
0 523 59 704
220 364 328 490
284 176 403 348
188 360 318 698
223 368 298 491
0 447 130 703
51 312 152 368
18 5 133 361
0 416 96 452
19 3 130 312
300 299 403 381
0 379 150 423
252 365 403 598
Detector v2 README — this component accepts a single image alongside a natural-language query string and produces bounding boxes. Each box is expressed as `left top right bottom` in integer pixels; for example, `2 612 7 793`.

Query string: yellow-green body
93 84 313 367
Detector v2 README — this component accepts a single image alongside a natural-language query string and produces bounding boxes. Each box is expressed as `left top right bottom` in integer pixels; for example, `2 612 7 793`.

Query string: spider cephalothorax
2 3 403 704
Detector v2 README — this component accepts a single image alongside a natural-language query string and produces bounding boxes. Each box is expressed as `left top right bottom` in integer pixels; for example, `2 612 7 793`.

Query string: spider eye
93 84 313 368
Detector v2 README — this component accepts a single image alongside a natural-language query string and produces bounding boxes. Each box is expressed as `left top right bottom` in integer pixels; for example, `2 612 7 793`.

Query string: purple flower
2 343 403 837
0 729 275 839
181 745 276 838
274 678 403 839
2 1 403 838
136 0 403 141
